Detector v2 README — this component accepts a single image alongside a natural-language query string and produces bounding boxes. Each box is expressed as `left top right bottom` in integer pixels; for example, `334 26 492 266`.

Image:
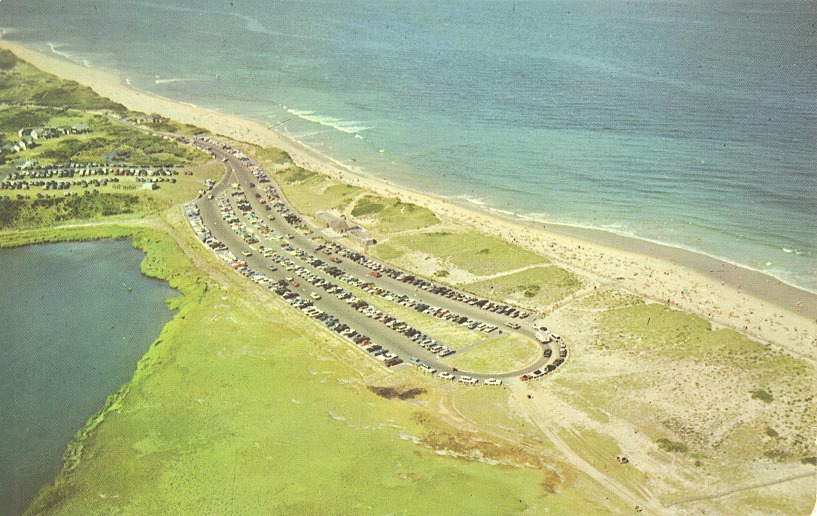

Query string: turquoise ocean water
0 241 175 516
2 0 815 290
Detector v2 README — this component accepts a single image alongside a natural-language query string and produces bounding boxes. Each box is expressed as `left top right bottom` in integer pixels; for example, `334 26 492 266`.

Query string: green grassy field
453 384 535 436
351 194 439 234
273 165 362 217
446 333 542 374
373 230 548 276
464 265 583 309
17 223 603 515
244 144 293 167
0 194 159 230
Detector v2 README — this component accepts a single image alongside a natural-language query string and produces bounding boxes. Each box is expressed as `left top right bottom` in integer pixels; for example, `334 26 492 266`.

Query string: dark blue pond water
0 240 175 516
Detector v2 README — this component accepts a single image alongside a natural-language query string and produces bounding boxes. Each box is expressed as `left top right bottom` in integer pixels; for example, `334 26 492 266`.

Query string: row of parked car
320 242 531 320
273 286 404 368
409 358 502 386
266 249 458 360
314 244 500 335
519 343 568 381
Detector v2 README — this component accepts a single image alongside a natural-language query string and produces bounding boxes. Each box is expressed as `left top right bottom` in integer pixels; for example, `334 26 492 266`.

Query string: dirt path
507 383 669 515
454 333 504 355
471 263 552 281
665 471 815 507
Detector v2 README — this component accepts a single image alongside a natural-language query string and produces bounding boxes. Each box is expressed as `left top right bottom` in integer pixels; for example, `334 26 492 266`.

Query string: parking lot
186 137 567 384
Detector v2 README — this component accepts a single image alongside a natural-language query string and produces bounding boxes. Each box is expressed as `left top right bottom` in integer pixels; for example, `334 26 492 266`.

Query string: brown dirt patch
368 386 427 400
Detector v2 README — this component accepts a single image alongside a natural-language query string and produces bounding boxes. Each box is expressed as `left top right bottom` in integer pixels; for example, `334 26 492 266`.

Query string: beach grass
0 49 127 113
552 301 816 469
136 118 208 137
351 194 440 234
244 144 293 167
571 288 643 311
273 165 362 217
373 230 548 277
446 333 542 374
463 265 583 309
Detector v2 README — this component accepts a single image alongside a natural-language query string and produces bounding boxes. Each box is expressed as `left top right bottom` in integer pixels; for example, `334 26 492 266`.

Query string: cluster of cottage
1 123 90 157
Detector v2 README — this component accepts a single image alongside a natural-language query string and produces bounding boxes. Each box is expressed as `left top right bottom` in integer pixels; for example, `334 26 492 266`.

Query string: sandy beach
2 39 814 362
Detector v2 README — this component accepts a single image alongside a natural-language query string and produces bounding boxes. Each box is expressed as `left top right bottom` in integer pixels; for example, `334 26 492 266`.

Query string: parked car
483 378 502 386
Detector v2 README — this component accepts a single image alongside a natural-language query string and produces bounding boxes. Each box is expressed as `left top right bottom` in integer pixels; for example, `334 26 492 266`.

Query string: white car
458 376 478 385
437 372 455 381
310 292 321 300
241 251 252 257
483 378 502 386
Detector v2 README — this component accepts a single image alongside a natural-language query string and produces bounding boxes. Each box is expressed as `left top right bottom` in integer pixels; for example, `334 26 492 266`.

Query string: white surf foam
47 42 74 61
286 107 370 135
155 77 191 85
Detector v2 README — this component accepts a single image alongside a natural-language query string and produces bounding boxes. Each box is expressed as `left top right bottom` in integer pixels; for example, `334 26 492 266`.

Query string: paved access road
190 138 564 382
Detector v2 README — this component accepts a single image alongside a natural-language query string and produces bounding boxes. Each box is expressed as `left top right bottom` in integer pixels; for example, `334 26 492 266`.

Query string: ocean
0 241 175 516
1 0 815 291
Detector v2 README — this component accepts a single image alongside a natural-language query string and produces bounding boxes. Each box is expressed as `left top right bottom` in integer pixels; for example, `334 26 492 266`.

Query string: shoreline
511 216 817 319
1 38 814 359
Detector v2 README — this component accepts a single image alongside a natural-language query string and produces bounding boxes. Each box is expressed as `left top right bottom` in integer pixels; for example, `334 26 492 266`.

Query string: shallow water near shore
1 0 815 290
0 241 175 516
